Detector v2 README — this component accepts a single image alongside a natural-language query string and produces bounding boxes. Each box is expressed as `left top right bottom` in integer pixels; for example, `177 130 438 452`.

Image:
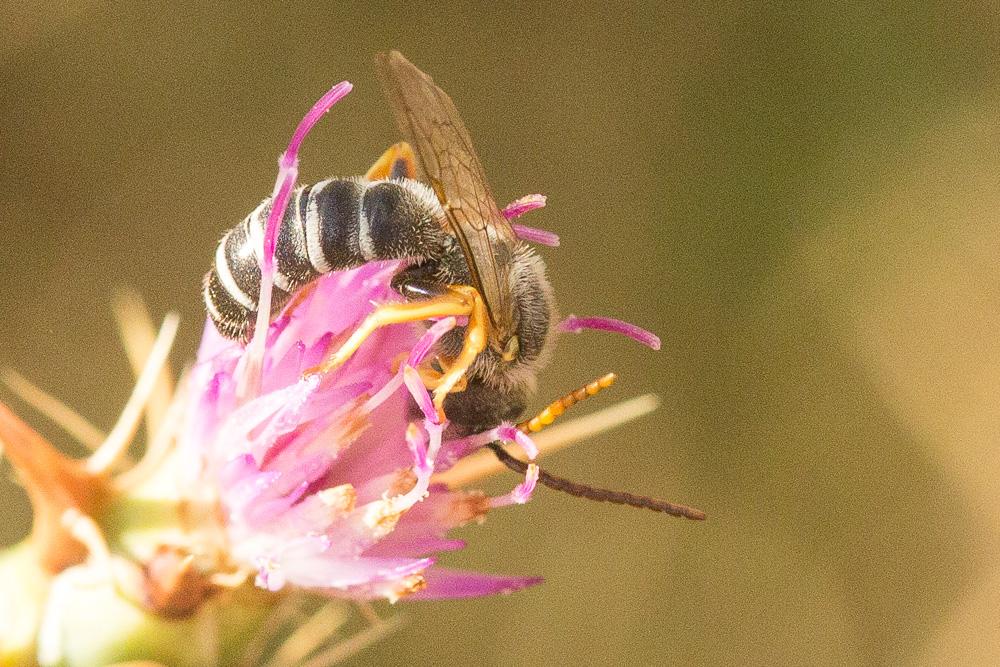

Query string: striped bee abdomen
204 176 447 341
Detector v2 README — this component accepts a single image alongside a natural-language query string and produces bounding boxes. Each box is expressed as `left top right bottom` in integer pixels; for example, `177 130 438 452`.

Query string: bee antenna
517 372 618 433
486 442 705 520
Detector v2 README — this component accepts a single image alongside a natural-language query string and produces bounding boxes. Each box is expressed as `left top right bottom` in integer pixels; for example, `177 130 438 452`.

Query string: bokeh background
3 2 1000 664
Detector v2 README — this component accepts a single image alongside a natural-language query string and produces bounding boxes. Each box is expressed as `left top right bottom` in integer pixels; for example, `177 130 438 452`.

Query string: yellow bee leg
419 358 468 392
365 142 417 180
431 286 488 417
416 365 444 389
304 286 480 383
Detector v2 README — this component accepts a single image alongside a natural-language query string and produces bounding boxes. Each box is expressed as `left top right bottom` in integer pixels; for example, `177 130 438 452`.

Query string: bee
204 50 555 435
205 51 704 519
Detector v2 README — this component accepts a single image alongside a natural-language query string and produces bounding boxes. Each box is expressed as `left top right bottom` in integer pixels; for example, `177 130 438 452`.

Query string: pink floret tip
502 193 547 220
512 223 560 247
503 194 560 247
558 315 662 351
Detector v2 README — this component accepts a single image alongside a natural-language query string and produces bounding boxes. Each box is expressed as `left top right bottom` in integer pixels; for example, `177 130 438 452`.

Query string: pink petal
409 569 543 600
404 366 438 425
495 423 538 460
304 556 435 590
558 314 661 350
367 488 488 549
408 316 458 367
502 193 547 219
491 463 539 507
245 479 312 524
243 82 353 399
512 223 560 247
264 340 305 392
364 536 466 558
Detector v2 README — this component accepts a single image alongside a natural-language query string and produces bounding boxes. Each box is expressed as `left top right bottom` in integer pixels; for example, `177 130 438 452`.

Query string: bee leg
417 360 468 392
428 286 487 417
306 285 487 419
416 364 446 388
304 289 472 376
365 142 417 180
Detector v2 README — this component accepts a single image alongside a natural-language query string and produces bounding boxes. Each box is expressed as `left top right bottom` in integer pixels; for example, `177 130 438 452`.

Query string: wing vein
375 50 519 342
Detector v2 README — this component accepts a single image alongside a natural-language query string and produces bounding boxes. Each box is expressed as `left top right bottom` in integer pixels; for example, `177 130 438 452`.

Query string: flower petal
408 569 543 600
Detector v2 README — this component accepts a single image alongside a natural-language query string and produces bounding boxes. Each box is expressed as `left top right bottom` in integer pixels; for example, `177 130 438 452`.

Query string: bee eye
502 336 520 362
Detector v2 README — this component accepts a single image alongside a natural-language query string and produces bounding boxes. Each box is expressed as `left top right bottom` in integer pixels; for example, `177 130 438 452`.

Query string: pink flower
176 77 671 603
183 262 541 601
173 81 545 602
0 61 687 666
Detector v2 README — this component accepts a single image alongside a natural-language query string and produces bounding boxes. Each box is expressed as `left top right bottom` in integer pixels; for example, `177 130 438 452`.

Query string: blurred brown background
3 2 1000 664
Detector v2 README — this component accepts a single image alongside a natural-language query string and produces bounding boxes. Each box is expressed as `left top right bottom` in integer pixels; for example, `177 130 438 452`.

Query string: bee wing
375 50 518 343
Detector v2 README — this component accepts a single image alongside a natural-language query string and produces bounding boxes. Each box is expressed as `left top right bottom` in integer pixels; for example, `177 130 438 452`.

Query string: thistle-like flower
0 74 684 666
184 261 543 602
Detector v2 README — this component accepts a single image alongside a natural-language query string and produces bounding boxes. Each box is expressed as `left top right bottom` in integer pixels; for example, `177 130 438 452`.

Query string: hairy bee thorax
418 245 552 371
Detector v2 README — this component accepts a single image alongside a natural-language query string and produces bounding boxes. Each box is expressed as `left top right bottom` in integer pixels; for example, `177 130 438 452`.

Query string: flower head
184 262 541 601
0 66 681 665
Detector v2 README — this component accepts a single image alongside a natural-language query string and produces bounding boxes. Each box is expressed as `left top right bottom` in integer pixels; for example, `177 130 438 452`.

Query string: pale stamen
86 313 180 475
361 372 405 415
0 369 105 450
112 288 175 438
